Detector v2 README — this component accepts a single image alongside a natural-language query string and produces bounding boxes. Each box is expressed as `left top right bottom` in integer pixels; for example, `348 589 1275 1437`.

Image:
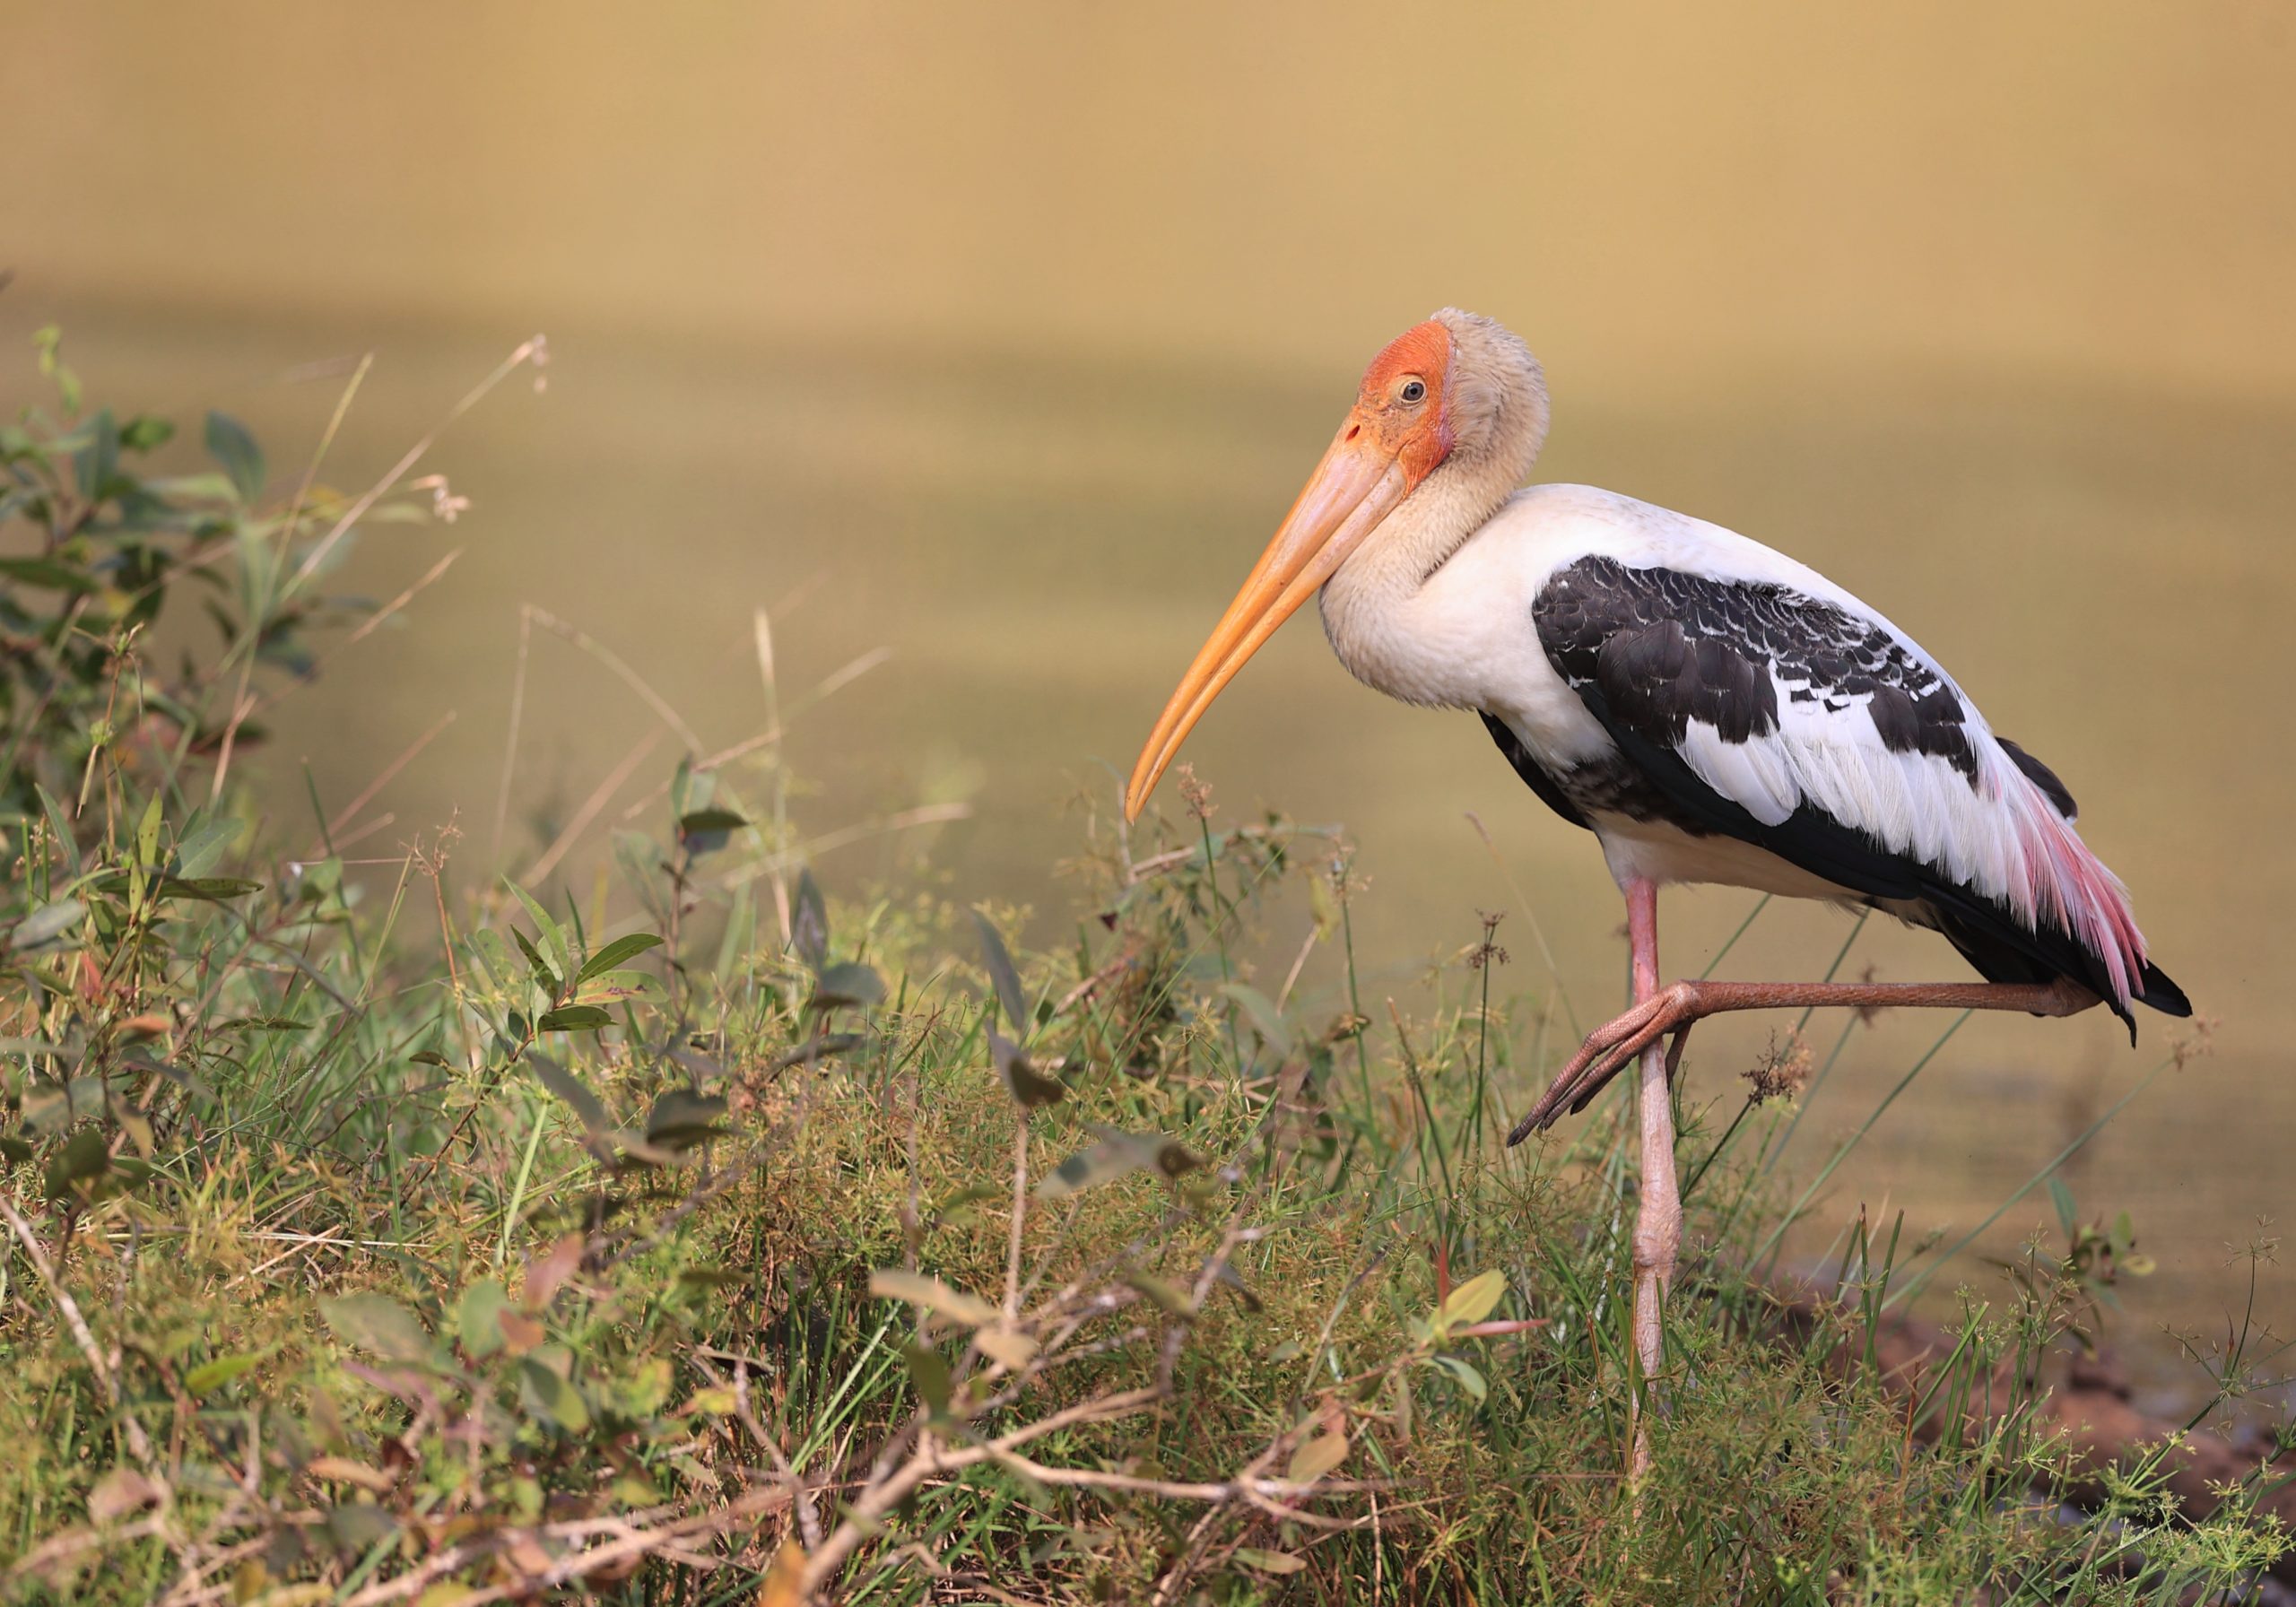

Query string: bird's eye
1399 378 1427 404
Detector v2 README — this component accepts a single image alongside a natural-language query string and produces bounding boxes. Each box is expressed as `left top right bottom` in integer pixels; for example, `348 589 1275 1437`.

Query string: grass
3 330 2292 1604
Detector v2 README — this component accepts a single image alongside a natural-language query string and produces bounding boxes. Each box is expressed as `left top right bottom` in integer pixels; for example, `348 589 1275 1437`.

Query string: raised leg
1509 923 2100 1488
1622 878 1674 1484
1507 973 2097 1145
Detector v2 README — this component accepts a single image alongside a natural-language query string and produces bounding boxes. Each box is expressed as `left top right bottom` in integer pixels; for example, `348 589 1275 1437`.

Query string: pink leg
1622 879 1674 1484
1509 973 2097 1142
1508 901 2100 1484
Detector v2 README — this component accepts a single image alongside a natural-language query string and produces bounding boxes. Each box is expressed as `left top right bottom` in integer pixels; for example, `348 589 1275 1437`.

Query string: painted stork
1123 308 2189 1470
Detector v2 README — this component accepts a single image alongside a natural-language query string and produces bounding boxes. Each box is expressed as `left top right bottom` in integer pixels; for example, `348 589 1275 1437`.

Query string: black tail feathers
1929 897 2189 1046
2135 960 2191 1021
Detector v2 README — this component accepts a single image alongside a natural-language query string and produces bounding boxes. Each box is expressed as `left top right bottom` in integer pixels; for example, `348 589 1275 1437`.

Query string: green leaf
503 880 570 980
204 410 265 503
1038 1125 1198 1198
1233 1548 1308 1577
790 870 828 969
464 927 518 995
322 1501 398 1557
44 1129 109 1200
676 806 748 848
1436 1269 1508 1332
0 557 99 592
2048 1177 2077 1238
537 1004 613 1032
569 968 659 1009
320 1293 432 1363
135 793 162 870
518 1357 591 1433
1124 1271 1196 1316
812 961 885 1009
1220 982 1291 1050
36 787 79 876
622 1356 673 1416
531 1055 612 1137
22 1078 104 1134
644 1089 728 1151
34 325 81 414
1211 1260 1263 1312
869 1269 997 1327
141 470 239 501
901 1342 952 1412
576 931 663 983
971 910 1029 1031
184 1351 265 1397
153 876 263 902
90 1155 158 1202
610 1469 663 1507
457 1281 511 1359
118 413 174 452
667 753 706 821
685 1385 738 1416
1285 1423 1348 1483
1307 867 1342 940
1431 1353 1488 1403
74 407 118 501
926 1182 1003 1228
990 1031 1064 1108
666 1045 729 1084
170 818 238 878
287 856 341 903
975 1323 1038 1370
510 925 562 996
10 899 87 951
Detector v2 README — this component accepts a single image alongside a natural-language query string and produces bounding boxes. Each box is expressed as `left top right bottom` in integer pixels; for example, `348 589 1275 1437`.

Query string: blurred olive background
5 3 2292 1392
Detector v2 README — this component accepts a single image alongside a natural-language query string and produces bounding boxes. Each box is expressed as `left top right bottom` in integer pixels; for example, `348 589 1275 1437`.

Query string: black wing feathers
1996 737 2077 821
1525 556 2186 1030
1597 621 1778 743
1479 711 1592 830
1537 556 1978 777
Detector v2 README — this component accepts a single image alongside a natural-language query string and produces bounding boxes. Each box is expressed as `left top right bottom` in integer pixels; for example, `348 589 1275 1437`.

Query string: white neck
1317 319 1550 701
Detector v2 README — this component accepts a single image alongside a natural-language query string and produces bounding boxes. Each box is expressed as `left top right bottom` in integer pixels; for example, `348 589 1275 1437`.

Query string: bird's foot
1507 982 1704 1145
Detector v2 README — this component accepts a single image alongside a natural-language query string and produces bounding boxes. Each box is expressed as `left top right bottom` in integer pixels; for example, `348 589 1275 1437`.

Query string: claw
1508 983 1703 1144
1665 1021 1693 1081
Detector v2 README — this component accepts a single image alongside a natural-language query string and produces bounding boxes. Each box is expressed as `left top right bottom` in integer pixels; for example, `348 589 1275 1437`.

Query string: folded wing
1530 554 2187 1030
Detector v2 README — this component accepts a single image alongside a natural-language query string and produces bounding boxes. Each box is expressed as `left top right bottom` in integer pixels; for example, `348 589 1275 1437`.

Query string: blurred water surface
4 2 2292 1393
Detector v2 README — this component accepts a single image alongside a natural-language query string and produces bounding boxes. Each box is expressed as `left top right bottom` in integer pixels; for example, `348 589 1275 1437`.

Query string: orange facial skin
1349 318 1455 491
1124 315 1461 820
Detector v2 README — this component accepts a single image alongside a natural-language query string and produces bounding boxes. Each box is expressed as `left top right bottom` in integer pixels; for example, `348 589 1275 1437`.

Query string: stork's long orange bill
1124 426 1409 821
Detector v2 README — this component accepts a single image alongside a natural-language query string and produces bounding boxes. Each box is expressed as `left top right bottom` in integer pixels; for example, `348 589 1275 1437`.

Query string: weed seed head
1744 1032 1813 1105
